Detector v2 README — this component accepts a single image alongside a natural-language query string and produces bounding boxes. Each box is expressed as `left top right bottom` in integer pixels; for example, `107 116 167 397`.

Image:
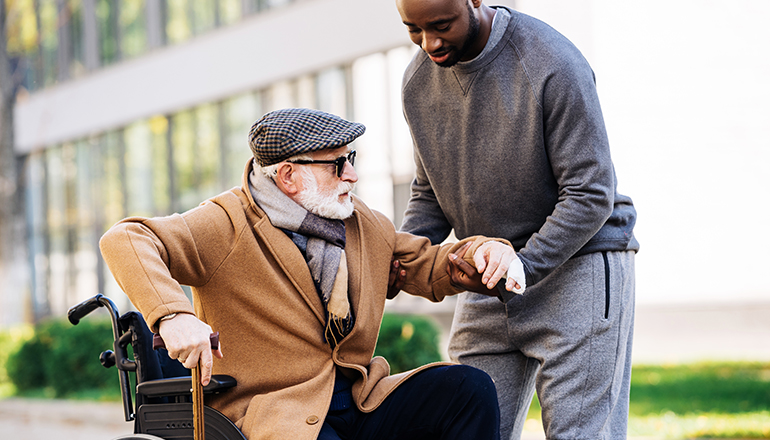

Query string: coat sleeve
376 209 509 302
99 198 242 331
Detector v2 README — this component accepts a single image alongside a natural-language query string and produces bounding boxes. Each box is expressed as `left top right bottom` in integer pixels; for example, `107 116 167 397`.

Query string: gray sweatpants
448 251 636 440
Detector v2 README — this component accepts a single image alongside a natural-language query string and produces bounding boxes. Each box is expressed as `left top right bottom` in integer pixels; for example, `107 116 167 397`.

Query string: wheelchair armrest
137 374 237 398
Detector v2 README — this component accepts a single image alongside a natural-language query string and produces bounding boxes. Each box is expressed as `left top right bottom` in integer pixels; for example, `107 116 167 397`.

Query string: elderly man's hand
386 259 406 299
447 242 522 296
158 313 224 386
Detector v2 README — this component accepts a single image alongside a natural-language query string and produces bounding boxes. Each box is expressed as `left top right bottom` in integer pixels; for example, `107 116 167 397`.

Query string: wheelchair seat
122 311 246 440
68 294 247 440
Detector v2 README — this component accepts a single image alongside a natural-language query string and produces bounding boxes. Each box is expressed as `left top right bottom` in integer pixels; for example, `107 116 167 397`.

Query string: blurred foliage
0 324 33 397
5 318 117 398
373 313 442 374
1 312 443 399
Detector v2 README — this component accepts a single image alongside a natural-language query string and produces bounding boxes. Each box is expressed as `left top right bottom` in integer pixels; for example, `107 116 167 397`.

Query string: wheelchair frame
68 294 247 440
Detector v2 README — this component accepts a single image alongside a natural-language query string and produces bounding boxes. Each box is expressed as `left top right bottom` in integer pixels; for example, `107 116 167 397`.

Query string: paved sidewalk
0 397 133 439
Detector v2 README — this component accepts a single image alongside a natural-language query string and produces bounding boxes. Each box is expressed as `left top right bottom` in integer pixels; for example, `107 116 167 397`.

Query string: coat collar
237 159 363 335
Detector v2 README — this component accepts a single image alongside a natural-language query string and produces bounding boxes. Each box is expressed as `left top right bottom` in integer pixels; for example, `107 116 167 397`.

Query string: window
101 130 127 227
222 93 262 187
124 121 155 217
24 153 51 320
150 115 172 215
66 0 85 77
317 67 348 118
166 0 192 44
96 0 120 64
120 0 147 59
194 104 223 200
39 0 59 86
170 110 196 211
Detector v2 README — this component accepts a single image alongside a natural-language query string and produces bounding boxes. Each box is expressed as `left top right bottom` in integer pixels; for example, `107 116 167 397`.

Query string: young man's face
396 0 480 67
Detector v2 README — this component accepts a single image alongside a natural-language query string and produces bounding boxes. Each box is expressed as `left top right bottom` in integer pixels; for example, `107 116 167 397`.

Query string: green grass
630 362 770 415
524 362 770 439
628 362 770 438
628 412 770 438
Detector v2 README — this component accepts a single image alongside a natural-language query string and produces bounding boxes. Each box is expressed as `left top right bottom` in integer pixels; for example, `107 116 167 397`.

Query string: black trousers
318 365 501 440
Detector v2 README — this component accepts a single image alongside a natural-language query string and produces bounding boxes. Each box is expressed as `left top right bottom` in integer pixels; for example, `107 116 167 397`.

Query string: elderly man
99 108 523 440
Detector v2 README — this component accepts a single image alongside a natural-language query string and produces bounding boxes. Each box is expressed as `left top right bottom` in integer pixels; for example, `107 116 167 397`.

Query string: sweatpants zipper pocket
602 251 610 319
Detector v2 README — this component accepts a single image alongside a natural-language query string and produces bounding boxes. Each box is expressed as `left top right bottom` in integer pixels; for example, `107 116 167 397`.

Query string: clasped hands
387 241 523 298
447 241 522 296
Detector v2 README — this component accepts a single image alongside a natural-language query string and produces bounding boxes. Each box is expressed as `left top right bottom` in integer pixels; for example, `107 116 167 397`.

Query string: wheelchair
68 294 247 440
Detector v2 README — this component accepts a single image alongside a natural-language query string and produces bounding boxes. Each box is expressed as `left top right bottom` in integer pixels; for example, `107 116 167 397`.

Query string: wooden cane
153 332 220 440
192 363 205 440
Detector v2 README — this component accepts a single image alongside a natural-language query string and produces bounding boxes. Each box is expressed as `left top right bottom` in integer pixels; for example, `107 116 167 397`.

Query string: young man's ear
275 163 301 196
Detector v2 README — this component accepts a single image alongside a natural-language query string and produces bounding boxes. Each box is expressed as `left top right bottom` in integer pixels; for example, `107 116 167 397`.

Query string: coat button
306 415 319 425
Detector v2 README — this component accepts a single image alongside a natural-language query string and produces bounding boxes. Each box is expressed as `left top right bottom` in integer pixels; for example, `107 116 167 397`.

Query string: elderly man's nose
341 161 358 182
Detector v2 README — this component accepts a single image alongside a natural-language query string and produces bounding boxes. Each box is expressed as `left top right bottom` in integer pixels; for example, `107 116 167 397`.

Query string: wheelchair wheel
135 403 247 440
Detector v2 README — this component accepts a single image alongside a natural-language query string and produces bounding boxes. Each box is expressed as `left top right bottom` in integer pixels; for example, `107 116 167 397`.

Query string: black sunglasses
289 150 356 178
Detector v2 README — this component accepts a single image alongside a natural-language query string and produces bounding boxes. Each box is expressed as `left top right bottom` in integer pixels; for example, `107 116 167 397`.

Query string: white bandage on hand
508 257 526 294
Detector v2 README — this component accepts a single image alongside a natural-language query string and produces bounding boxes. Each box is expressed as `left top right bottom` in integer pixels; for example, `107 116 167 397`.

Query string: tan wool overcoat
99 161 505 440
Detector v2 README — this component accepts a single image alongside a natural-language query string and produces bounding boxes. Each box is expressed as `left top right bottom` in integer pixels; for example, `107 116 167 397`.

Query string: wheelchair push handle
152 332 220 351
68 293 114 325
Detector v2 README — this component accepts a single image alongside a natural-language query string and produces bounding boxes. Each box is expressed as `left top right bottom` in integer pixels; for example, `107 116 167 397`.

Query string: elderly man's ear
275 163 300 196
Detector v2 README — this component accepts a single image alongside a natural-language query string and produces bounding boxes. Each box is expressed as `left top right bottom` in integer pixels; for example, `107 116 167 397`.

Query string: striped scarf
249 169 353 347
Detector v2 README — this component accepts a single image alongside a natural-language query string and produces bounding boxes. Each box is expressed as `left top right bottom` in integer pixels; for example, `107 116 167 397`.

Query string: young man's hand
386 258 406 299
447 242 522 295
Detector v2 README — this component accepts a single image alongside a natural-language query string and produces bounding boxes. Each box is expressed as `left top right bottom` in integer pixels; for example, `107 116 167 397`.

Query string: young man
99 108 521 440
394 1 640 439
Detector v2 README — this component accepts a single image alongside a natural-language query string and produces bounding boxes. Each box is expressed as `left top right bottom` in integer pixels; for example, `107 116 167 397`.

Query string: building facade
9 0 506 324
7 0 769 331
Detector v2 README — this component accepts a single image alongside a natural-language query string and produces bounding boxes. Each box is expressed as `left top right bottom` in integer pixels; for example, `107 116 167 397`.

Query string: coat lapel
343 210 363 325
240 186 327 325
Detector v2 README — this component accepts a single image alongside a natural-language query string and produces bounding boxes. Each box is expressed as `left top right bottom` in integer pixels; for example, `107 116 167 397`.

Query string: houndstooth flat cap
248 108 366 167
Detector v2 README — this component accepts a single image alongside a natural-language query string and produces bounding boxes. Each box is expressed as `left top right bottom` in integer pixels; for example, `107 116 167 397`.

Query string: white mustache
335 182 355 196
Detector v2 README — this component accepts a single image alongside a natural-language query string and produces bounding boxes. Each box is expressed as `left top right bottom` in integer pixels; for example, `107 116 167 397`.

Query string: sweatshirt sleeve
516 49 615 286
399 150 454 245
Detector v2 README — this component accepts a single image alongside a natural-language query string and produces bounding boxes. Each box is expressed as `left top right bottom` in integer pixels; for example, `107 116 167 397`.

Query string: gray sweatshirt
400 7 639 287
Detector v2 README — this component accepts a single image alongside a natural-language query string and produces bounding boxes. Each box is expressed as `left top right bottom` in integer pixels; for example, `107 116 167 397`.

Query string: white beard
296 167 355 220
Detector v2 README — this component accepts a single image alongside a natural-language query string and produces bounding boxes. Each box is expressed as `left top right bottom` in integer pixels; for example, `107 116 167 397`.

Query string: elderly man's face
295 146 358 219
396 0 480 67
